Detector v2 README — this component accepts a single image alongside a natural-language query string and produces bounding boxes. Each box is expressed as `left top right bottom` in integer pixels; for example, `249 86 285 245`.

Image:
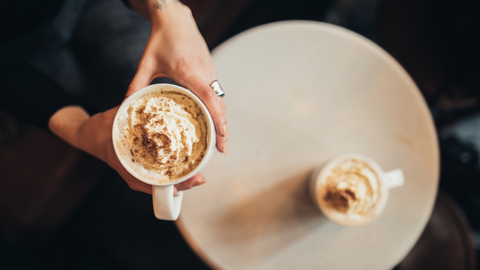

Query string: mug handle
152 185 184 221
383 168 405 189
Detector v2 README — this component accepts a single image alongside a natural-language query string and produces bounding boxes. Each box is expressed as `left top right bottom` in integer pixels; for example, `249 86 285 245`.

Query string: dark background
1 0 480 269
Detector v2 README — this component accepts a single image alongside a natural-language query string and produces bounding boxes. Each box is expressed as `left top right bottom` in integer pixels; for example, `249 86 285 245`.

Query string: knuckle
202 85 218 99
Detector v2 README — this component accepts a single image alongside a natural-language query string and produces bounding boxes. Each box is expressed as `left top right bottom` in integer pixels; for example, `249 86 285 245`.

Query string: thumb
126 63 154 97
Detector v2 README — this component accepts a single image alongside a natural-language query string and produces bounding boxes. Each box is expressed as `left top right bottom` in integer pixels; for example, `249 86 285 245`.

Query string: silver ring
210 80 225 97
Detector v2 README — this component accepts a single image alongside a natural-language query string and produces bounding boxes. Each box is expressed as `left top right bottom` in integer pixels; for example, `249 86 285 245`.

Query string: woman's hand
48 106 205 195
48 0 222 195
126 0 228 154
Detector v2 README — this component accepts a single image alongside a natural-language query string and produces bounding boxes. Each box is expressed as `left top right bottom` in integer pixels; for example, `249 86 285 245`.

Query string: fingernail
222 144 228 156
221 125 229 138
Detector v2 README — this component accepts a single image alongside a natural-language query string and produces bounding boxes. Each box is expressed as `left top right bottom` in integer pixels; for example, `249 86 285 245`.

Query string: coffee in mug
113 84 216 220
116 90 208 183
309 153 404 226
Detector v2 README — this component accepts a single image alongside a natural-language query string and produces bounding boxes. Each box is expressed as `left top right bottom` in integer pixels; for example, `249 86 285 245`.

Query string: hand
49 106 206 195
126 1 228 154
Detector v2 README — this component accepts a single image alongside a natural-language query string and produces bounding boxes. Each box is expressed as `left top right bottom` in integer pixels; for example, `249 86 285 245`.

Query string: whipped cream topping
318 157 385 225
118 91 207 182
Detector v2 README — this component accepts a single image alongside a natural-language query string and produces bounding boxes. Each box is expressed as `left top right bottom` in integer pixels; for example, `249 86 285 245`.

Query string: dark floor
0 169 210 270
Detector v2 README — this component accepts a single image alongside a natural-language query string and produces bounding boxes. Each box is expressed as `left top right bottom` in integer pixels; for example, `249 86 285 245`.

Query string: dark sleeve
119 0 132 8
0 43 98 132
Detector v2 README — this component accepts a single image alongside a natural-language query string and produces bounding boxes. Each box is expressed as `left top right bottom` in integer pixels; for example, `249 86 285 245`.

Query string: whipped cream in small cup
309 153 404 227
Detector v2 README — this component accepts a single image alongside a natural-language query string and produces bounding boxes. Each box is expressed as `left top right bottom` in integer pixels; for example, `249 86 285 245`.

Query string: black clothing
0 0 135 131
0 43 96 131
0 1 64 41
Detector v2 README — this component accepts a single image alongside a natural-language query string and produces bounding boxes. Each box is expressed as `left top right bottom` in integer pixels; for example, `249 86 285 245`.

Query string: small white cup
112 84 216 221
308 153 404 226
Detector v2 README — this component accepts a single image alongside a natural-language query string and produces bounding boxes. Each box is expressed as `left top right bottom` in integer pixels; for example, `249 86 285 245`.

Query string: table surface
177 21 439 270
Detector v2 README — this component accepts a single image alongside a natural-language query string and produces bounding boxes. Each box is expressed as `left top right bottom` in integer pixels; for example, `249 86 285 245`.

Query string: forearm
48 106 109 162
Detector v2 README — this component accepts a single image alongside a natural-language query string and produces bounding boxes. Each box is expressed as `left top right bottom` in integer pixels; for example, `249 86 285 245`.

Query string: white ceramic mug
308 153 404 226
112 84 216 221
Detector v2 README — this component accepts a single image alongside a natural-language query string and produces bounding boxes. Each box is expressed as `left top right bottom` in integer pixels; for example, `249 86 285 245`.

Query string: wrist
49 106 110 162
76 111 111 162
49 106 89 146
148 0 191 27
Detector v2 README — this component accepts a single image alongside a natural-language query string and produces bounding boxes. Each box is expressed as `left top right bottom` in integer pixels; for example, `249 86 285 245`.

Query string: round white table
177 21 439 270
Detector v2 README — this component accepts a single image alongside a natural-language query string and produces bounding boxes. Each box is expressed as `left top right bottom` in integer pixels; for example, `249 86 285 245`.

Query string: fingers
198 87 228 154
181 76 228 154
175 173 205 191
126 59 155 97
119 169 153 195
216 132 228 155
107 145 153 195
127 179 153 195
